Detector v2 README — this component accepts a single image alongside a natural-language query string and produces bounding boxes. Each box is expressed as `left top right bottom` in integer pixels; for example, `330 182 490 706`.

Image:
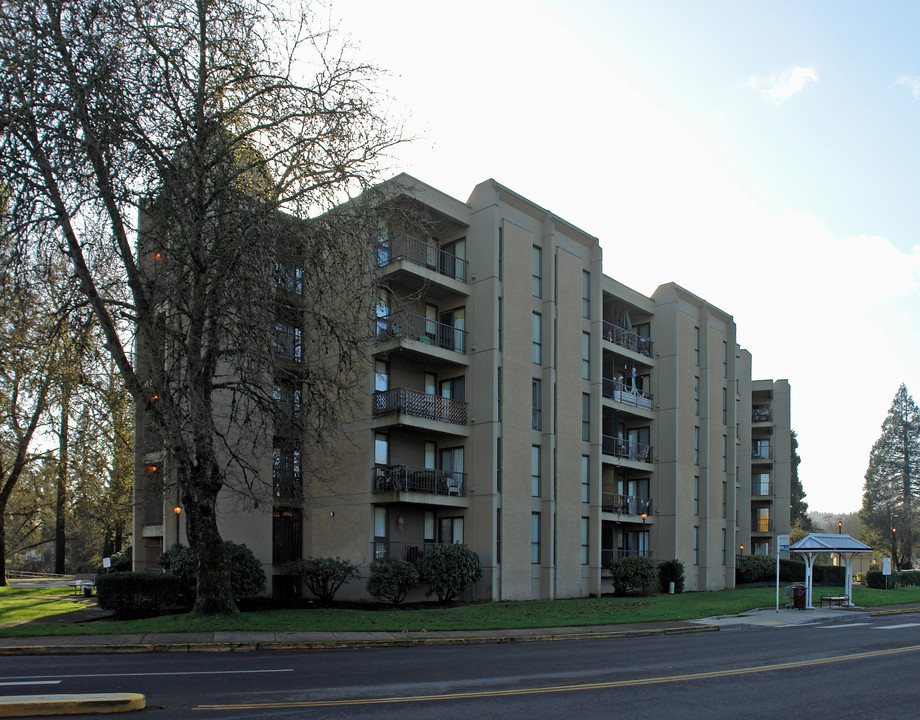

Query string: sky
331 0 920 514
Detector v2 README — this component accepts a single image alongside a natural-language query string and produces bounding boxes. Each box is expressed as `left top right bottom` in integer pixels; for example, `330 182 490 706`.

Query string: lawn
0 585 86 626
2 583 919 638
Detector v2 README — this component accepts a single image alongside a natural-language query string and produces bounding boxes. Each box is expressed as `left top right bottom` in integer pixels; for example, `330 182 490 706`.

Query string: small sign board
883 557 892 576
777 534 790 553
102 557 112 569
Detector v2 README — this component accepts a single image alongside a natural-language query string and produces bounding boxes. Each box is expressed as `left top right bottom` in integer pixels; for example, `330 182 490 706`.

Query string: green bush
287 557 359 605
813 564 846 585
158 542 266 604
96 572 180 617
367 557 420 606
900 570 920 587
607 555 658 596
658 559 685 593
779 558 806 582
418 544 482 603
866 569 900 589
736 554 774 584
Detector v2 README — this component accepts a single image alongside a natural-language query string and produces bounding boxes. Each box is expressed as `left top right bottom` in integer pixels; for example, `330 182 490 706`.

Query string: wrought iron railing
751 518 773 533
601 493 653 516
377 234 468 282
601 435 653 463
373 388 468 425
752 444 773 460
752 406 773 422
602 322 653 357
373 464 465 497
372 540 442 564
602 377 653 410
375 310 467 354
752 481 773 496
601 548 653 565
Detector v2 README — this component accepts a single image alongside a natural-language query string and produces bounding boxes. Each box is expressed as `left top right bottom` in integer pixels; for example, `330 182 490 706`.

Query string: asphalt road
3 612 920 719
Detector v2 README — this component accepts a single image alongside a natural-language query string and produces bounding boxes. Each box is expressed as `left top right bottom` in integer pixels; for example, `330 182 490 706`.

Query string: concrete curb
0 623 717 656
0 693 145 717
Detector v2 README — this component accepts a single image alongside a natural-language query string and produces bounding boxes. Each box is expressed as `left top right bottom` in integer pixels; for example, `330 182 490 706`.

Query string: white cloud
747 67 819 105
896 75 920 100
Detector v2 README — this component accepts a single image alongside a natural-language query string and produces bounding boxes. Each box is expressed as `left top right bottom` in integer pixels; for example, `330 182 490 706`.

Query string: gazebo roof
789 532 872 553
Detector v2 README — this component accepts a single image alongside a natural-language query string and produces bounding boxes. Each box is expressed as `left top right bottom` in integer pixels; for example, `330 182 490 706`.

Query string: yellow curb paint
0 693 145 717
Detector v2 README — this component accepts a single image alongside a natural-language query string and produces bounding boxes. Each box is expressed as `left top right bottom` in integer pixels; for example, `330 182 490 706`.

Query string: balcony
752 443 773 461
603 377 653 411
602 435 653 463
377 235 468 288
373 464 465 497
373 388 468 426
376 311 467 355
602 321 653 358
601 548 653 565
601 493 653 517
752 481 773 497
752 406 773 423
751 518 774 534
373 540 452 564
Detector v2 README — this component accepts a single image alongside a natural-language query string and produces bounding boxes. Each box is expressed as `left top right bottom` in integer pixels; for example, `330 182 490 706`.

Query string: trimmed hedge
737 554 846 585
96 572 180 617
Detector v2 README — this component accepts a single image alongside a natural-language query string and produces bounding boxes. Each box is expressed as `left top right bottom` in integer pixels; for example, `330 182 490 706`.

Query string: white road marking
0 680 62 686
0 668 293 681
813 623 872 629
874 623 920 630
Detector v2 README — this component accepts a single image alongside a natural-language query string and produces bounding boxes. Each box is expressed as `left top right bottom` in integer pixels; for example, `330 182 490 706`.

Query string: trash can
793 584 806 610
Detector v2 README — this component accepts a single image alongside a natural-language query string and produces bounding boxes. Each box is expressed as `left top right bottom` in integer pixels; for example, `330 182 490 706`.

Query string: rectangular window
373 506 388 560
722 528 727 566
497 367 502 421
693 526 699 565
722 340 728 378
722 387 728 425
424 511 435 542
496 437 503 493
374 433 388 466
532 246 542 298
424 442 436 470
498 226 503 282
722 480 727 518
272 507 302 564
693 426 700 466
582 270 591 319
722 434 728 471
694 475 700 516
272 382 302 428
532 312 542 364
273 443 302 500
496 508 502 564
531 446 541 497
582 332 590 380
581 517 589 565
694 376 700 416
274 321 302 363
694 326 700 367
531 513 541 564
753 473 771 495
374 360 389 392
497 297 503 352
582 393 590 441
532 379 542 430
581 455 589 503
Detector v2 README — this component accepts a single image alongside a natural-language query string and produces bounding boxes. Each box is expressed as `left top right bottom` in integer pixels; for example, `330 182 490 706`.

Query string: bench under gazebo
789 533 873 609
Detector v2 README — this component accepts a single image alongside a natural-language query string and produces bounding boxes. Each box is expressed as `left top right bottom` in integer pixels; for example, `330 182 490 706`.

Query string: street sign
777 534 790 553
883 557 891 576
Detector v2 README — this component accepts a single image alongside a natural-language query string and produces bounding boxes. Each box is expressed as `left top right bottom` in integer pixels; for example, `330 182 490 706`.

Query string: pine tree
789 430 812 531
860 384 920 567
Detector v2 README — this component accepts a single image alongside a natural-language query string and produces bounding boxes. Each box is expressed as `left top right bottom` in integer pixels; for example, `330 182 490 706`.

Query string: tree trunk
0 505 7 587
55 384 71 575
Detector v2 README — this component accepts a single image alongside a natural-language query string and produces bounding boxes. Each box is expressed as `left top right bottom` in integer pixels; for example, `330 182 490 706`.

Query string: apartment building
133 173 792 599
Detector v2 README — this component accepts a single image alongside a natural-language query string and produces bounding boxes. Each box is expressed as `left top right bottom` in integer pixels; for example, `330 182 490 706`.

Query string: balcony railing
373 464 465 497
751 518 773 533
601 493 653 516
372 540 444 564
376 311 467 354
602 435 653 463
752 481 773 496
601 548 653 565
602 378 653 410
373 388 468 425
377 234 468 283
752 407 773 422
602 322 653 357
752 444 773 460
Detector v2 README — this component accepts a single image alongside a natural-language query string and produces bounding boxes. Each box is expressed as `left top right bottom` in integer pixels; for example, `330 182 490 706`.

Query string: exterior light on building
837 520 842 534
174 506 182 546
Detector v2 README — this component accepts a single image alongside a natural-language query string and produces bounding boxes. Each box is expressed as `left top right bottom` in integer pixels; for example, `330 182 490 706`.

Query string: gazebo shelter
789 533 873 609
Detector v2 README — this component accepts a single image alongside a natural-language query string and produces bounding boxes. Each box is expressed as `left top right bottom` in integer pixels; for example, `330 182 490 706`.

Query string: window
373 506 388 560
273 382 302 428
722 341 728 378
753 473 771 495
440 376 465 401
532 246 542 298
532 379 542 430
496 508 502 564
693 526 699 565
531 513 541 564
753 508 771 533
582 393 590 441
694 476 700 515
424 511 435 542
275 262 303 295
722 434 728 471
497 297 503 352
375 290 389 339
439 516 464 544
498 226 503 282
581 518 589 565
440 307 466 353
693 426 700 466
425 303 438 343
582 270 591 319
374 433 389 466
722 387 728 425
581 455 589 503
274 321 302 363
441 237 466 281
722 528 727 566
532 312 542 364
531 446 541 497
722 480 727 518
272 508 302 564
694 377 700 416
273 443 301 500
694 326 700 366
374 360 389 392
497 367 502 421
496 437 503 492
582 332 590 380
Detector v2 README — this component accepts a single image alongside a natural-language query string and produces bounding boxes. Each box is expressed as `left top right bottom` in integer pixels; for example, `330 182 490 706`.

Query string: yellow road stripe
197 643 920 711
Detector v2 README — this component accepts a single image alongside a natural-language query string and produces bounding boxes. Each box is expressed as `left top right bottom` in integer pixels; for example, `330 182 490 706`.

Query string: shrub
287 557 359 605
736 554 774 584
900 570 920 587
658 559 685 594
813 563 846 585
158 541 266 604
607 555 658 596
866 569 900 589
418 544 482 603
367 557 420 606
779 558 805 582
96 572 180 617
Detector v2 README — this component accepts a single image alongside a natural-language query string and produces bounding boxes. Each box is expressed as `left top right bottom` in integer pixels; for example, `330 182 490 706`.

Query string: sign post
776 534 790 611
883 556 892 590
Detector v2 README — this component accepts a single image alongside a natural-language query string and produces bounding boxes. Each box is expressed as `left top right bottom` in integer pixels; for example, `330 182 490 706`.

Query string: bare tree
0 0 400 612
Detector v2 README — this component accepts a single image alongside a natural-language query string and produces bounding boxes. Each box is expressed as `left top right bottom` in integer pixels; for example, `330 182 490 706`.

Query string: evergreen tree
859 384 920 566
789 430 812 531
